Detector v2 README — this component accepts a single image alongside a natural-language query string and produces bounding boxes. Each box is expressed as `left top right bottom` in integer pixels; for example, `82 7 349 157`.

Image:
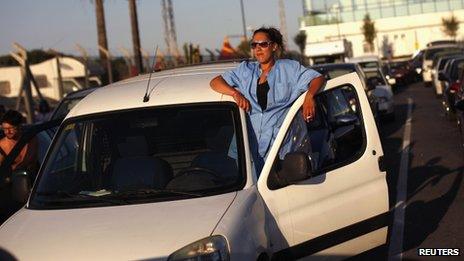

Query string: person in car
0 110 38 171
210 27 325 167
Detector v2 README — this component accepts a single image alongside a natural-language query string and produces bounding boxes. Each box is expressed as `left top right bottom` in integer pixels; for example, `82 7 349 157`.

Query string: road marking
388 98 413 261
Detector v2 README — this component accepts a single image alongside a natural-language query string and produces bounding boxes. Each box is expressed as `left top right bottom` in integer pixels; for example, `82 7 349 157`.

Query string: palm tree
94 0 108 66
361 13 377 53
442 14 460 40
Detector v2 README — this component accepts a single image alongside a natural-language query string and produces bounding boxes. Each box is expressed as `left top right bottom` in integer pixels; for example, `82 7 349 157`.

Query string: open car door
257 72 389 259
0 119 61 223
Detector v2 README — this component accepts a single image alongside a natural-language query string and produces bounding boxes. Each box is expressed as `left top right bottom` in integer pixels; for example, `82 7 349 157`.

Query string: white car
422 45 463 84
349 56 395 119
0 63 389 260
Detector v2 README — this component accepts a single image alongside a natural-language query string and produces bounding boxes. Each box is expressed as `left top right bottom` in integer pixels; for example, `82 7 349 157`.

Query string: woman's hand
210 76 250 112
232 91 251 112
302 93 316 122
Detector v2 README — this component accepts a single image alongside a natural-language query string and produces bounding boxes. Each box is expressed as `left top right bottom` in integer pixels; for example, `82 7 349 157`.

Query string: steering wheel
176 166 220 179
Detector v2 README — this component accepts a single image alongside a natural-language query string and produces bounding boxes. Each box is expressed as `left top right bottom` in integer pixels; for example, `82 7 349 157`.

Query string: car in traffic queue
422 44 463 85
439 57 464 119
49 87 99 121
349 56 395 120
453 66 464 148
0 62 390 260
432 54 464 97
384 60 415 87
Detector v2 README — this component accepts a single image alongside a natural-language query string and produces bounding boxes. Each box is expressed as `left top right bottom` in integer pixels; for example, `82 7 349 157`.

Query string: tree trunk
95 0 109 80
129 0 143 74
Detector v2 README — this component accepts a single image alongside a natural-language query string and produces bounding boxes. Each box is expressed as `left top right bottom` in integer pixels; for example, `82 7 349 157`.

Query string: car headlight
168 235 230 261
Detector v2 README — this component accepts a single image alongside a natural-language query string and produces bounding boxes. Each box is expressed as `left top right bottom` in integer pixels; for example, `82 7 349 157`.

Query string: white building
0 57 101 101
299 0 464 58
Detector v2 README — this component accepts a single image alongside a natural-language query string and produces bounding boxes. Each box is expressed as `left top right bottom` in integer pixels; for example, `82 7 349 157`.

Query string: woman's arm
210 75 250 112
302 75 325 122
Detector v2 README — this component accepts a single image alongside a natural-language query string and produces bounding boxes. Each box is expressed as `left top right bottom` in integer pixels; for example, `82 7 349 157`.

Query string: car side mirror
455 99 464 111
438 71 448 82
268 152 312 190
11 170 31 204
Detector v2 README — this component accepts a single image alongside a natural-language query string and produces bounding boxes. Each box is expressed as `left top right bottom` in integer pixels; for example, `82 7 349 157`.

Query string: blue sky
0 0 305 57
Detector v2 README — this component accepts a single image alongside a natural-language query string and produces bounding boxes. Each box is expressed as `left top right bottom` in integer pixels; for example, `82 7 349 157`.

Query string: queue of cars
0 62 391 260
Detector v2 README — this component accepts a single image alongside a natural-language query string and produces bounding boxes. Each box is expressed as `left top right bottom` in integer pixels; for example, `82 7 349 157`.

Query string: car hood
0 192 236 260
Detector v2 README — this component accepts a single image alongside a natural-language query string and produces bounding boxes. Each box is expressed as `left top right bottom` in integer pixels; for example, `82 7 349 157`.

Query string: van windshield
30 104 245 209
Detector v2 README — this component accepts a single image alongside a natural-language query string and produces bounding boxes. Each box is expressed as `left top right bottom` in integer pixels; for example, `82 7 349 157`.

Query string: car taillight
450 81 460 93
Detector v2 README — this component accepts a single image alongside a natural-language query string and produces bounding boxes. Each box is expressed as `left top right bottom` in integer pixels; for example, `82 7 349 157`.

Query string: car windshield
30 104 245 209
425 47 462 60
51 98 84 120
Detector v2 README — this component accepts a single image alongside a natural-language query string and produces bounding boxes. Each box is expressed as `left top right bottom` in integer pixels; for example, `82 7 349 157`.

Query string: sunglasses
250 41 273 49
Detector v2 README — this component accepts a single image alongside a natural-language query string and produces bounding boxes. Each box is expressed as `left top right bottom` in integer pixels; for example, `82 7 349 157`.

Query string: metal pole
99 46 113 83
119 47 133 77
140 47 150 73
75 44 89 88
239 0 247 42
23 60 35 123
49 49 64 99
11 44 34 123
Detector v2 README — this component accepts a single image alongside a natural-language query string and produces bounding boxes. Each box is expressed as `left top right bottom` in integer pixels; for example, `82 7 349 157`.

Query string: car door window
272 85 365 175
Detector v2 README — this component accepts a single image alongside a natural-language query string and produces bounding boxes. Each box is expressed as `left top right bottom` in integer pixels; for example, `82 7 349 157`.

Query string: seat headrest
117 136 148 157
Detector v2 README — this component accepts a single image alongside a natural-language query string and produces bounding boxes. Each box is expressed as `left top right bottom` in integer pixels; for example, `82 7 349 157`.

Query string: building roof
66 63 239 119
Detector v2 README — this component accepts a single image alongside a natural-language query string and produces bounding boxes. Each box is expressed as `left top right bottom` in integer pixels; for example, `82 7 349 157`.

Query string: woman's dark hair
253 27 285 52
1 110 24 126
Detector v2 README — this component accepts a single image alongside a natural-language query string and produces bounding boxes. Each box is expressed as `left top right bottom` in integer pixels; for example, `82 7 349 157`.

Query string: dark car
453 66 464 148
439 57 464 118
384 60 415 86
433 54 464 96
427 40 457 47
49 87 98 121
409 51 424 82
0 119 61 223
1 88 97 223
311 63 380 123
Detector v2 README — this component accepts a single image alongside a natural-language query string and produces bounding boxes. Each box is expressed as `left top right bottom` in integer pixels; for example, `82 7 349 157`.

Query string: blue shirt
222 59 321 160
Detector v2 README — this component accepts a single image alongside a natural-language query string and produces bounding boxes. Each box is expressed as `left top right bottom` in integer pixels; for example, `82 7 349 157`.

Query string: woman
210 27 325 166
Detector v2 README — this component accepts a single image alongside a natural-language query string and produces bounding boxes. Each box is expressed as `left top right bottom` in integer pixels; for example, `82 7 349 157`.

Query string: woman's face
251 32 277 64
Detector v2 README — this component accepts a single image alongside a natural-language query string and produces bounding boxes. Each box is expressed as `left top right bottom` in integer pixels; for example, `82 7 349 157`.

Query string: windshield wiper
36 190 127 205
113 188 203 198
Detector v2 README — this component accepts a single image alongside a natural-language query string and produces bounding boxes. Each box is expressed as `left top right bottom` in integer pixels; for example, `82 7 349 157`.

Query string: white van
0 63 389 260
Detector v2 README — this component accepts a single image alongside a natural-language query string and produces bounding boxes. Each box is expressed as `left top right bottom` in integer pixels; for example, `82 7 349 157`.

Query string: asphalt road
356 80 464 260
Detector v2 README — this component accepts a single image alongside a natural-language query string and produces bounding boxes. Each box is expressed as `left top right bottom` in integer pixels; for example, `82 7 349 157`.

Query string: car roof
348 55 380 63
311 63 357 70
66 62 240 119
424 44 460 50
64 87 99 100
